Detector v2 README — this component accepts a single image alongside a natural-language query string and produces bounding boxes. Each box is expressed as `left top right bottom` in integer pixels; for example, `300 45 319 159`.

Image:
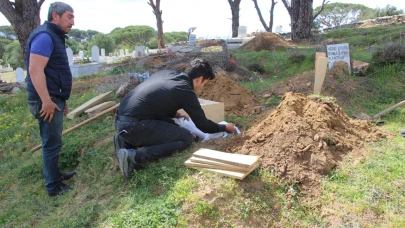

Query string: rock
352 60 370 76
262 93 271 98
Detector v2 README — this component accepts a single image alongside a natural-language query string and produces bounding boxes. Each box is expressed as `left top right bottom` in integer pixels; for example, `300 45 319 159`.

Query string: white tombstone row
91 45 99 62
79 50 84 59
15 67 25 82
101 48 105 57
238 26 247 38
66 47 73 66
327 43 351 74
135 46 146 57
119 49 124 57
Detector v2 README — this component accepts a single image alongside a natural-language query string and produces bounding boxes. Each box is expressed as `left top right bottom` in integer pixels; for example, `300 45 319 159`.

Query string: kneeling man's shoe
118 148 132 178
400 129 405 137
48 183 72 197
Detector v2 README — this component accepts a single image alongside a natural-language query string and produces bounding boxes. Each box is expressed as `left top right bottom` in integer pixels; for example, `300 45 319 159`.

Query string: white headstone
119 49 124 56
125 49 129 56
79 50 84 59
66 47 73 66
135 46 146 57
189 34 197 46
91 45 100 62
327 43 351 74
238 26 247 38
101 48 105 57
15 67 24 82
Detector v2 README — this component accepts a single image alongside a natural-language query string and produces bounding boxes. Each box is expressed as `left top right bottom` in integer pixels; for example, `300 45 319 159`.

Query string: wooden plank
189 156 254 172
192 148 259 168
67 91 111 119
313 56 328 95
188 162 260 180
186 157 257 172
315 52 326 70
85 101 116 117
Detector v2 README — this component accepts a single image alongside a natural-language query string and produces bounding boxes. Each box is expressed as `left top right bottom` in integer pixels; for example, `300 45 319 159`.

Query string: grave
15 67 25 82
91 45 99 62
135 46 146 57
69 47 102 77
66 47 73 66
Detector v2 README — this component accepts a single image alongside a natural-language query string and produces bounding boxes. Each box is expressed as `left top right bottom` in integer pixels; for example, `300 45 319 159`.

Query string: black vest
25 21 72 100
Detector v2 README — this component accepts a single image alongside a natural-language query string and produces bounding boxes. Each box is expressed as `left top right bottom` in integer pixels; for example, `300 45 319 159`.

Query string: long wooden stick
30 103 120 153
371 100 405 120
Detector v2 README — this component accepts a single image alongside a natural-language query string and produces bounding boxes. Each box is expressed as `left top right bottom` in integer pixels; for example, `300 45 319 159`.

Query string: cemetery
1 11 405 226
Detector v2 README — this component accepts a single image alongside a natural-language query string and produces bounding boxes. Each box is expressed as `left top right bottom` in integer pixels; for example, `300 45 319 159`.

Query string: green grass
1 24 405 227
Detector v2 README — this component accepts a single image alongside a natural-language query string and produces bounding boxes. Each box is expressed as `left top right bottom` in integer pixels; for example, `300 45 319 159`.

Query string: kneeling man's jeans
115 119 194 163
28 92 64 194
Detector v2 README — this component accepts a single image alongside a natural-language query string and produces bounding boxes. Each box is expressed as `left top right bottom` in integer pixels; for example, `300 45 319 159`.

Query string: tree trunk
0 0 44 59
148 0 165 49
282 0 328 41
228 0 241 38
252 0 277 32
290 0 313 40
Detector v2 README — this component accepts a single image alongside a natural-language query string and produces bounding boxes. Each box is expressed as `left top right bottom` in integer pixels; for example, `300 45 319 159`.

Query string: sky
0 0 404 39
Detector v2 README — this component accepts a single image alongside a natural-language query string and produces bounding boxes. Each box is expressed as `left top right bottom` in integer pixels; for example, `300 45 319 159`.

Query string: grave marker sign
327 43 351 74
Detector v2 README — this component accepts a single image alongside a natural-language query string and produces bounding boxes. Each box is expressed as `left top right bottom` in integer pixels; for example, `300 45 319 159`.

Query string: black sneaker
60 170 76 181
118 148 130 178
400 129 405 137
48 183 72 197
113 134 121 160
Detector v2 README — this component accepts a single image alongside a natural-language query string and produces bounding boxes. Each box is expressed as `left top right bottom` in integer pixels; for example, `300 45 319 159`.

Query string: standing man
26 2 75 197
113 58 236 178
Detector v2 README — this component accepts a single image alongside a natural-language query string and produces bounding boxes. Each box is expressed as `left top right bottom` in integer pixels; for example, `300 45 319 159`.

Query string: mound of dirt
240 32 294 51
220 92 387 195
199 67 260 117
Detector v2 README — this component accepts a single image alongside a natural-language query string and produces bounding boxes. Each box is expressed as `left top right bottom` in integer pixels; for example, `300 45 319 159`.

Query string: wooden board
315 52 326 70
85 101 116 117
67 91 111 119
192 148 259 168
313 56 328 95
186 157 257 172
189 162 260 180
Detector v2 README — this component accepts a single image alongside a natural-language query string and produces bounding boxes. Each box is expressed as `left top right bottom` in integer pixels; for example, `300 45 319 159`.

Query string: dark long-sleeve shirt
117 70 226 133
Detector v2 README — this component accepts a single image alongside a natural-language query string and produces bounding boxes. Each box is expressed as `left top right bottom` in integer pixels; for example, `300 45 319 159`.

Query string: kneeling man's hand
225 123 236 133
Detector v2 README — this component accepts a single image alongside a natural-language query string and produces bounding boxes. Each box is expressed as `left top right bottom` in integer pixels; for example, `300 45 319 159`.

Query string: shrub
371 42 405 65
287 49 306 64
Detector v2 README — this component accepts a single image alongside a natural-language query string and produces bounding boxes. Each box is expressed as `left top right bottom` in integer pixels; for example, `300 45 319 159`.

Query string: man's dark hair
48 2 74 22
186 58 215 81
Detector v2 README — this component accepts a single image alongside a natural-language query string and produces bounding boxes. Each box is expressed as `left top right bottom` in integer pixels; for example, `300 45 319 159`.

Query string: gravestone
79 50 84 59
91 45 100 62
15 67 24 82
101 48 105 57
238 26 247 38
327 43 351 74
125 49 129 56
119 49 124 56
66 47 73 66
135 46 146 57
189 34 197 46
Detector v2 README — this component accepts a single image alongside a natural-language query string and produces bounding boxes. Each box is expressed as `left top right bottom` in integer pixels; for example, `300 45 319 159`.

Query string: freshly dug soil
199 68 260 117
240 32 295 51
215 92 388 195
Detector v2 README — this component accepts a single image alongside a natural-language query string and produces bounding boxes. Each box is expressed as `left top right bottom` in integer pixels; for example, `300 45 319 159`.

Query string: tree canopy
89 33 116 55
110 25 156 46
0 25 16 39
313 3 372 28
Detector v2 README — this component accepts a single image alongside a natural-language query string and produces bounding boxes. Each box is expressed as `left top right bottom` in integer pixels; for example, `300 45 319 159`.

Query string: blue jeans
28 92 65 194
114 119 194 163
